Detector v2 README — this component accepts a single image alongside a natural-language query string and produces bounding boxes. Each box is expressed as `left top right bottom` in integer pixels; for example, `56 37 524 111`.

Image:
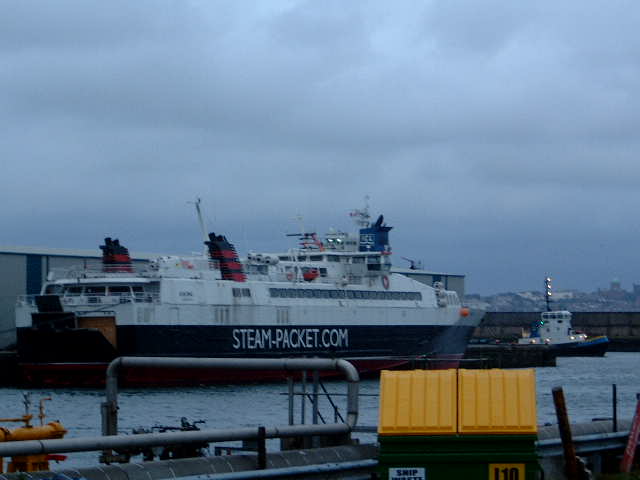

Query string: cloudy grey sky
2 1 639 295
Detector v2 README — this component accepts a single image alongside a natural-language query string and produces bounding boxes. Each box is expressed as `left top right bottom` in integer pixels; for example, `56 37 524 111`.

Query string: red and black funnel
100 237 133 273
205 232 246 282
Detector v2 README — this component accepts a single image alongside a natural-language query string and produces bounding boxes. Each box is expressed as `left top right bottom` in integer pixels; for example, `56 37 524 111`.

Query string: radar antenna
349 195 371 228
286 215 324 251
401 257 423 270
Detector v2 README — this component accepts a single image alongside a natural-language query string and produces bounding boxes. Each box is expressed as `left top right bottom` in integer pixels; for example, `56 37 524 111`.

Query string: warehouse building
0 246 466 349
391 267 465 298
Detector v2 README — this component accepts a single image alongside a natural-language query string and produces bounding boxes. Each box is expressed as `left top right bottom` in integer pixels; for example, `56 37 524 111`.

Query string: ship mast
349 195 371 228
193 197 209 256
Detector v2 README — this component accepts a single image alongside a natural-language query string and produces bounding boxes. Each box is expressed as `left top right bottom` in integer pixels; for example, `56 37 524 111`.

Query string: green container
378 435 541 480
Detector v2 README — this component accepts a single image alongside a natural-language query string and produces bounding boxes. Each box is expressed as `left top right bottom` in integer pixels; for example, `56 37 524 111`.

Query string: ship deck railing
17 292 161 307
47 264 155 279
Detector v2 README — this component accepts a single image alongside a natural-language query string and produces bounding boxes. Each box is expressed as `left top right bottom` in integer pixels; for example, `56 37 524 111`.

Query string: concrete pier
464 343 557 368
476 311 640 349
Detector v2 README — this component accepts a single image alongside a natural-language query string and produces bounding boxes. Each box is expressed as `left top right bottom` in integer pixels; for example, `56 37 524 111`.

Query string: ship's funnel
358 214 392 253
205 232 247 282
100 237 133 273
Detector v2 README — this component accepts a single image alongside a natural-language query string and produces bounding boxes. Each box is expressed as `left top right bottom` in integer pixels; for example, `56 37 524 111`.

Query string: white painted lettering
330 329 339 346
339 328 348 346
254 329 263 349
290 329 300 348
231 328 349 350
322 329 330 347
261 330 272 348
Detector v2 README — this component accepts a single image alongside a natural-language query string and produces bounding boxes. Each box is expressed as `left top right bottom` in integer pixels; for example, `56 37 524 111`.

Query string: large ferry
15 204 481 386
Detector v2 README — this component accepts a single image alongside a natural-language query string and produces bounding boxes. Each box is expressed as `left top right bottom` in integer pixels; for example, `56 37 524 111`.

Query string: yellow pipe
0 415 33 425
0 422 67 473
4 422 67 442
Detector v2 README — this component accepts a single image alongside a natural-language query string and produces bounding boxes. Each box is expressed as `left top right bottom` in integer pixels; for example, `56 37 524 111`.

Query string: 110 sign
489 463 525 480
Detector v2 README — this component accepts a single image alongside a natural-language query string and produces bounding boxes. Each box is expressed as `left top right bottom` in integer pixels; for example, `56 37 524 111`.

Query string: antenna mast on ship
192 197 209 256
350 195 371 228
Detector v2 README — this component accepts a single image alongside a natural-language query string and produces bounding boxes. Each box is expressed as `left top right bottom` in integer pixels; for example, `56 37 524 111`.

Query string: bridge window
86 286 106 296
109 286 131 296
65 286 82 295
44 285 62 294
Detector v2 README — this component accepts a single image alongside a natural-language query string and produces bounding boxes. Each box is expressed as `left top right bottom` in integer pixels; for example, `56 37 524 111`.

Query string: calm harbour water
0 352 639 469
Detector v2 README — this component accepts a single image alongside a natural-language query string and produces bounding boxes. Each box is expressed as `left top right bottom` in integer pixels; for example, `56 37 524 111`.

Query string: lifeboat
302 268 319 282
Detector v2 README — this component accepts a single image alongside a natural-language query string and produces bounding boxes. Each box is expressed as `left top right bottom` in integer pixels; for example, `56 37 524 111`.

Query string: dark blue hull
550 336 609 357
16 323 476 386
17 324 474 361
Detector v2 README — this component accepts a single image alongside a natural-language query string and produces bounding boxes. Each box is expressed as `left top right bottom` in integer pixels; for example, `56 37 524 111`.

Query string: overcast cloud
2 1 639 295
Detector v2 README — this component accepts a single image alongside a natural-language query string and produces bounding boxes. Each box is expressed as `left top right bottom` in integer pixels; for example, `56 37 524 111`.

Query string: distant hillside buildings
466 278 640 312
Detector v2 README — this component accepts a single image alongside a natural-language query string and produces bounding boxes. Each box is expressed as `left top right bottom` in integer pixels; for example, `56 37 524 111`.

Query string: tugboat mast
544 276 552 312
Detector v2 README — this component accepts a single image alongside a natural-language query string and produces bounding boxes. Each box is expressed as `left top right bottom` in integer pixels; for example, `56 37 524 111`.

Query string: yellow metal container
458 369 537 434
378 369 457 435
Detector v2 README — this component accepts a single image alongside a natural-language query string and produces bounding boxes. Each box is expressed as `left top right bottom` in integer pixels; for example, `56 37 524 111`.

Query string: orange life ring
381 275 390 290
286 272 294 281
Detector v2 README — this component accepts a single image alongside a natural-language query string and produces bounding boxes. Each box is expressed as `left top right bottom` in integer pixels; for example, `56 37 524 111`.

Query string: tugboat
15 201 482 386
518 277 609 357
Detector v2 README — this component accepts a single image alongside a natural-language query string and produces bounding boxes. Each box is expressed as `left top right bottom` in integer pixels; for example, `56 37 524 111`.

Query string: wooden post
620 394 640 473
257 426 266 469
552 386 580 480
612 384 618 432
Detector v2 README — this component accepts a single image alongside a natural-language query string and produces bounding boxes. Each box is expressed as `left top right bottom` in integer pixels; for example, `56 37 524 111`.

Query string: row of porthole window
269 288 422 301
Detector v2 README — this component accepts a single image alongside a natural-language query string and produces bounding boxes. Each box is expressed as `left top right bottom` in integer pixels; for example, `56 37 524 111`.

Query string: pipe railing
0 357 359 459
0 423 352 457
102 356 359 438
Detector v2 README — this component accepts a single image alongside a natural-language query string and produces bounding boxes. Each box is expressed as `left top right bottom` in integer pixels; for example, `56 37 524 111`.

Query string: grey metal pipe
287 376 294 426
206 459 378 479
0 423 350 457
536 431 631 457
103 357 359 438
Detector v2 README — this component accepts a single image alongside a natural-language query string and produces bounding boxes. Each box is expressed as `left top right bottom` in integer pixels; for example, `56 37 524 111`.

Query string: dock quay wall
463 343 556 368
475 311 640 350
